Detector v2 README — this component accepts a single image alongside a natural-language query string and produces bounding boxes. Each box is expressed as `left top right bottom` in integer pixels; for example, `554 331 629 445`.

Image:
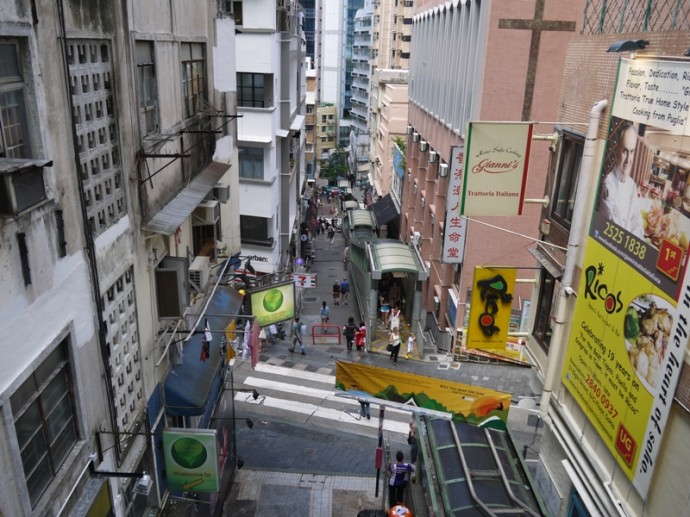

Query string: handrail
310 324 342 346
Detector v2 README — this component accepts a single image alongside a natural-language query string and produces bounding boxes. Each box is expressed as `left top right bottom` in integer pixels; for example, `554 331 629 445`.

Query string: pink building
402 0 584 350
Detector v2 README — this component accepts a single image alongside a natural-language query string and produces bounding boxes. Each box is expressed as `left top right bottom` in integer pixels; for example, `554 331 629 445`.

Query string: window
239 146 264 179
0 41 30 158
552 132 584 227
135 41 159 135
17 231 30 285
55 210 67 257
67 40 126 235
240 215 270 245
181 43 206 118
11 341 78 508
533 271 559 352
238 73 272 108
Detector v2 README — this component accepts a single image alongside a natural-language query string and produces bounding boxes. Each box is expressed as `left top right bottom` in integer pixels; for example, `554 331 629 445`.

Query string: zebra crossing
233 362 412 439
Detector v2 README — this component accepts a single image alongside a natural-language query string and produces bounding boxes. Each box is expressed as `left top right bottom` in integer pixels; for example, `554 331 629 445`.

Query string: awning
240 135 273 143
290 114 305 131
164 286 244 421
368 238 428 281
528 245 564 279
371 194 400 226
0 157 53 174
423 416 548 516
343 200 359 210
143 161 230 235
348 209 376 228
276 129 289 138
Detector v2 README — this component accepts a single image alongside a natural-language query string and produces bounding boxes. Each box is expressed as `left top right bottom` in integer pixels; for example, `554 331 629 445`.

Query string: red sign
657 239 684 281
616 423 637 467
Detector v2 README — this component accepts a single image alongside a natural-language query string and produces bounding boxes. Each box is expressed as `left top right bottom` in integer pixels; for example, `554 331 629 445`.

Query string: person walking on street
355 322 367 353
289 317 306 355
339 277 350 305
332 280 341 305
387 450 414 509
388 327 401 365
405 334 416 359
408 419 418 464
343 316 357 352
359 399 371 420
320 301 330 332
328 226 336 244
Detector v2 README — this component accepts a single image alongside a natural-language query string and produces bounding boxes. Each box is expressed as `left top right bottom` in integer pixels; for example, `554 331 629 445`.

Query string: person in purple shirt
387 450 414 509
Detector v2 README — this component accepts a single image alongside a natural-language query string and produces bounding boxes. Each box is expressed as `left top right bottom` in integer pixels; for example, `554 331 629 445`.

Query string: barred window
0 41 30 158
181 43 206 118
136 41 159 135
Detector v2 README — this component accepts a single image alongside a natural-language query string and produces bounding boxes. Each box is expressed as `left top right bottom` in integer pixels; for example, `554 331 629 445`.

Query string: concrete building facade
0 1 241 515
235 0 305 273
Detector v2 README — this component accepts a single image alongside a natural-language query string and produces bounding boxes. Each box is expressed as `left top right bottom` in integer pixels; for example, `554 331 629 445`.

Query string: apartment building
235 0 305 273
0 1 241 515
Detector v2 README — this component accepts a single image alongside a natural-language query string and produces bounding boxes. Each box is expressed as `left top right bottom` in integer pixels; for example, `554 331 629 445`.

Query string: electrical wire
463 216 568 251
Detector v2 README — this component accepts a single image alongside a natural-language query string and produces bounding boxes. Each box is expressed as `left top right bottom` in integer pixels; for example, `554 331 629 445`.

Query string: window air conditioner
188 255 211 291
438 163 449 177
412 231 421 247
433 296 440 310
213 183 230 203
419 140 428 152
429 150 438 162
412 132 420 143
406 125 413 135
193 200 220 225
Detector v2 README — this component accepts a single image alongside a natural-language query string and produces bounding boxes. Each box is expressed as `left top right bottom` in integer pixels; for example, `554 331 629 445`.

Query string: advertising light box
248 281 296 327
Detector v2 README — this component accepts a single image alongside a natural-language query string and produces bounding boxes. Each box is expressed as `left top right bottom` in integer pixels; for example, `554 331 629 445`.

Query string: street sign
290 273 317 288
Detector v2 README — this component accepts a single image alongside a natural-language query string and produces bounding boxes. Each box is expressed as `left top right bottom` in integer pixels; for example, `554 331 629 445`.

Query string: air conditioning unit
429 151 438 162
213 183 230 203
438 163 449 177
433 296 440 310
406 125 413 135
412 231 421 247
412 132 420 143
421 196 426 208
419 140 428 152
193 200 220 225
188 255 210 291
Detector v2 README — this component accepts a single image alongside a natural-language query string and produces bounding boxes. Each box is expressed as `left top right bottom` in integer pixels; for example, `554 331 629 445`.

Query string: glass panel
50 418 77 468
25 455 51 507
15 403 42 449
0 43 21 79
0 89 30 158
35 346 64 387
10 375 38 414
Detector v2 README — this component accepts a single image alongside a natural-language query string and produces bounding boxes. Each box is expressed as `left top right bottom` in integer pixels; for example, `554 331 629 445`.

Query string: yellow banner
335 361 511 426
466 267 516 350
562 238 687 492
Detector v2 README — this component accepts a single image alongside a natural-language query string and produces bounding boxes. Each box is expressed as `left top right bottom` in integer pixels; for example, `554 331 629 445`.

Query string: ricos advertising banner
248 281 296 327
461 122 533 216
335 361 511 426
466 267 516 350
563 57 690 497
163 428 219 492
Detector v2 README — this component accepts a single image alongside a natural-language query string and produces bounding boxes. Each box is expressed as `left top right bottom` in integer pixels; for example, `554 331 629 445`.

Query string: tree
319 146 349 183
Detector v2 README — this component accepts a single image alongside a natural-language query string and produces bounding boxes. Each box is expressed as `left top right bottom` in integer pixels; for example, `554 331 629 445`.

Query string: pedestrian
405 334 416 359
343 245 350 265
355 322 366 353
359 399 371 420
339 277 350 305
289 316 306 355
320 301 330 331
241 319 251 360
388 327 401 365
387 450 414 509
407 419 418 464
343 316 357 352
332 280 341 305
328 226 335 244
389 304 401 330
380 296 391 327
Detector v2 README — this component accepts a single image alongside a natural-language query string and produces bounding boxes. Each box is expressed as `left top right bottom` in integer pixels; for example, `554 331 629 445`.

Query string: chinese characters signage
562 57 690 498
461 122 533 216
442 145 468 263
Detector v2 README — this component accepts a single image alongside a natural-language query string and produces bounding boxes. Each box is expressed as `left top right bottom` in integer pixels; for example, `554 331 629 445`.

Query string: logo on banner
476 275 513 336
467 267 516 350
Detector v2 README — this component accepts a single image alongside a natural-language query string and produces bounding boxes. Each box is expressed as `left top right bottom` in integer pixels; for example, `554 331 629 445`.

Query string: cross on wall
498 0 576 121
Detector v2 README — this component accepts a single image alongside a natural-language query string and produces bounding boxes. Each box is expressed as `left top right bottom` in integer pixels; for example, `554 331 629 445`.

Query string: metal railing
583 0 690 34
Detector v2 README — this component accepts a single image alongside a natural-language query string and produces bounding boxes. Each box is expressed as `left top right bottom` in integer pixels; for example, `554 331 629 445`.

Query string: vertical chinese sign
562 57 690 498
442 145 468 263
